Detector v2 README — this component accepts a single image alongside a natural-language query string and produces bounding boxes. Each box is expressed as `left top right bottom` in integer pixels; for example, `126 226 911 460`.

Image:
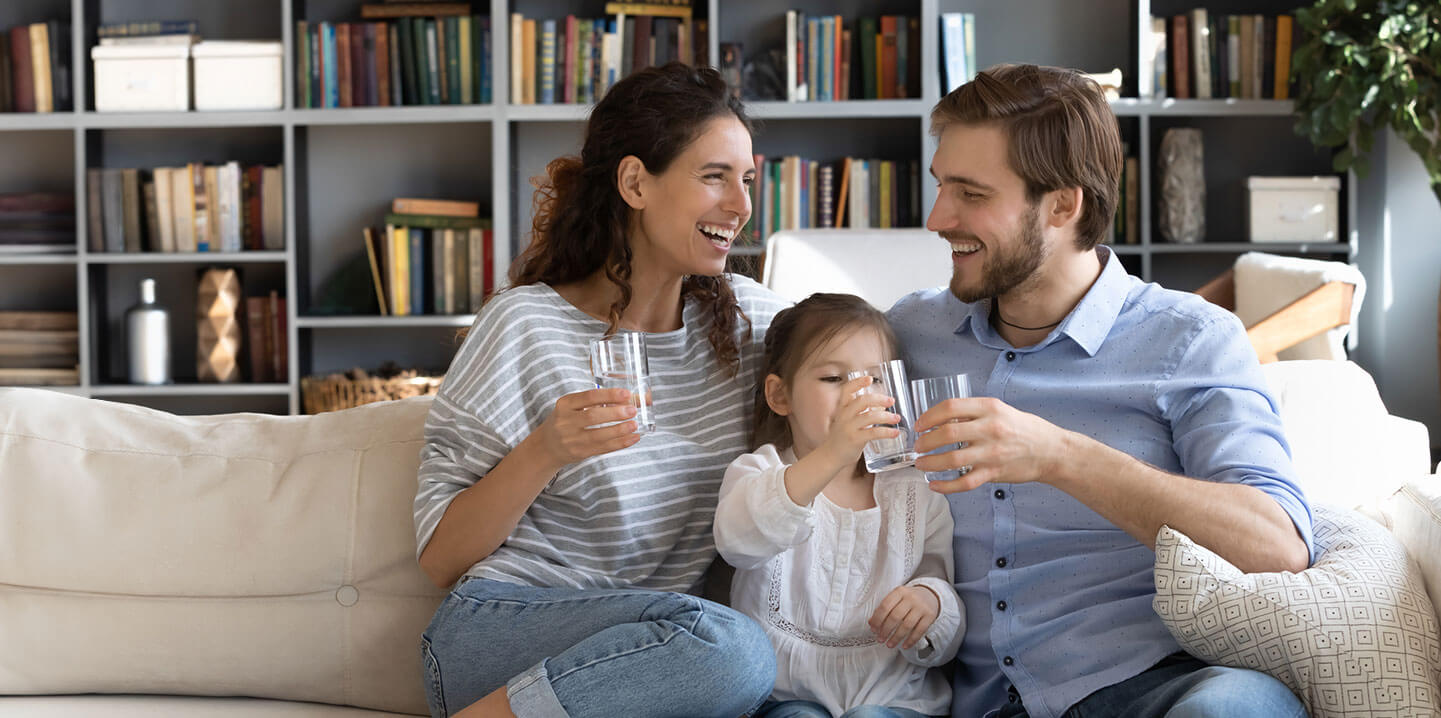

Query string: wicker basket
301 368 444 414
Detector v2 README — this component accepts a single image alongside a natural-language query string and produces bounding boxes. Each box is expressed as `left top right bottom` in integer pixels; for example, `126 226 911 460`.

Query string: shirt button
994 488 1006 500
997 600 1007 611
1006 351 1016 361
1003 656 1015 666
996 557 1007 568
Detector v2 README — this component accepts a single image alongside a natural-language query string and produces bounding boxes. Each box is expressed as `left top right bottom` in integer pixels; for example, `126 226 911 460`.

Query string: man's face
927 124 1048 303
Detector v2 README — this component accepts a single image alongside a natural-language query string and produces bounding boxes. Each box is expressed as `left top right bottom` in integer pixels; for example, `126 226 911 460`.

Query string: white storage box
91 43 191 112
1247 176 1341 243
192 41 283 111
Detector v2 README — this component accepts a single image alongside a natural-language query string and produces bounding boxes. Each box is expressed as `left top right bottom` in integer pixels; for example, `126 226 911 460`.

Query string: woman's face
630 115 755 279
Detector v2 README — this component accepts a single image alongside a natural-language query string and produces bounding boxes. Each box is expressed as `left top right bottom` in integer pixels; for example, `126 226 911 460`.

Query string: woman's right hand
532 387 645 467
818 376 899 463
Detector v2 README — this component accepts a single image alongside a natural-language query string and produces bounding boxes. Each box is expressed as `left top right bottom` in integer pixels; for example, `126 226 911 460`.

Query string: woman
413 62 789 718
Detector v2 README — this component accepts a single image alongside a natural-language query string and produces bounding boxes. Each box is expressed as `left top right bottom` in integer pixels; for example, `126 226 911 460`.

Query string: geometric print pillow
1154 504 1441 718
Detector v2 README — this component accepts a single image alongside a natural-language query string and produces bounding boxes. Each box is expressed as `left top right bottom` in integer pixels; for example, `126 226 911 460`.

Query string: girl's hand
869 584 941 650
817 375 900 464
533 388 643 466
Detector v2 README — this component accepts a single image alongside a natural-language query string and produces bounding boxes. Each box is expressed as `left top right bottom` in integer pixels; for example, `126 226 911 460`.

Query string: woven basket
301 369 444 414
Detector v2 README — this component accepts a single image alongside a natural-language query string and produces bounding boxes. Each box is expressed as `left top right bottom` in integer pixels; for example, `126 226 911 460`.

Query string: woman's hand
532 388 644 467
815 375 899 465
869 584 941 650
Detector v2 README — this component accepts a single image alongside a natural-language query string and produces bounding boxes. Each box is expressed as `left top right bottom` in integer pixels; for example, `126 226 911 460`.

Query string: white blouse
714 444 964 717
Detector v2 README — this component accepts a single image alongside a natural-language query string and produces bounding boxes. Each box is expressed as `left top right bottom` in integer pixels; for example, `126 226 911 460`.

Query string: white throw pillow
1154 504 1441 717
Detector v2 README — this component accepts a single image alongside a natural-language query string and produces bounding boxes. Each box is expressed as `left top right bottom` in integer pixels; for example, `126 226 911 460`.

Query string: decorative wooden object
196 268 243 382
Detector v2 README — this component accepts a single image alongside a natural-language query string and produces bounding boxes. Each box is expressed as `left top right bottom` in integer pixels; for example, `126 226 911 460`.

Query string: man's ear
616 155 648 210
763 374 790 417
1045 186 1085 229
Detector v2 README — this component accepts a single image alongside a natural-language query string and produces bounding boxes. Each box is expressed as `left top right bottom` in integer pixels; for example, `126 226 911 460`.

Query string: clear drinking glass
910 374 971 481
588 331 656 434
846 359 918 473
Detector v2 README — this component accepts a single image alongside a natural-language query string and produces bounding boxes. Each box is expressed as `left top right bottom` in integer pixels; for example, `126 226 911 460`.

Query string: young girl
714 293 963 718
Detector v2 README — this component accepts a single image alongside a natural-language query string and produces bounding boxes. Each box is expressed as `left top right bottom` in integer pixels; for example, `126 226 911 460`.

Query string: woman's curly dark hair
508 62 755 375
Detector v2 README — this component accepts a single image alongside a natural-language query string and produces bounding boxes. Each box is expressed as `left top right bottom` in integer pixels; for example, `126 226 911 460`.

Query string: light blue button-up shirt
886 247 1314 718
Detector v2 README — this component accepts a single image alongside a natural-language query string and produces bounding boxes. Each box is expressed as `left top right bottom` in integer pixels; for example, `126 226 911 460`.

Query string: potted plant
1291 0 1441 204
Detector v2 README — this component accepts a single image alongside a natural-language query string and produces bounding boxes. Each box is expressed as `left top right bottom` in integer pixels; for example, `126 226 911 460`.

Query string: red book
564 15 579 103
481 228 493 296
245 165 264 250
337 23 353 107
245 296 272 383
354 22 371 105
375 21 391 106
9 26 33 113
632 15 652 74
269 292 288 382
879 16 898 101
1172 14 1191 99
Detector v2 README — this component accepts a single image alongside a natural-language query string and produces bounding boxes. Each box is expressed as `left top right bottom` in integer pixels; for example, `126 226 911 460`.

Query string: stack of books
1 21 72 113
297 5 491 108
244 291 288 383
0 192 74 254
365 197 493 316
86 163 283 253
0 311 78 386
1149 10 1296 100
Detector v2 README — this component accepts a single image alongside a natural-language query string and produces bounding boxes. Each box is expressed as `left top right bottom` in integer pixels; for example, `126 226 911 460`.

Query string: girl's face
629 115 755 279
765 326 891 460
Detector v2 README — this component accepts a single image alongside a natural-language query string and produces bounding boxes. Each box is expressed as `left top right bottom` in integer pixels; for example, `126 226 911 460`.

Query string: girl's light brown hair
930 63 1123 251
751 293 898 451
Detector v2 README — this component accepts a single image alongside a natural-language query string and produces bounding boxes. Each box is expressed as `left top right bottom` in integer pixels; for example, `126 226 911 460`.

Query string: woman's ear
616 155 647 211
763 374 790 417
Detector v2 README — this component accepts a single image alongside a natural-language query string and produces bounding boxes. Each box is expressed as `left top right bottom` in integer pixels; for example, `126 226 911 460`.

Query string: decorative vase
196 268 243 383
1157 128 1206 244
125 278 170 385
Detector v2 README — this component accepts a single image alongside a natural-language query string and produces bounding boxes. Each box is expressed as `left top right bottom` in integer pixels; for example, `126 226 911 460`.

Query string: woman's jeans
420 578 777 718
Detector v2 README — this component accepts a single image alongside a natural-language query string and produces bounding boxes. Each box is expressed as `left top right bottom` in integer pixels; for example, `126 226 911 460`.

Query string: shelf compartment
90 383 291 397
297 315 476 329
1147 242 1351 254
297 106 498 125
86 251 289 264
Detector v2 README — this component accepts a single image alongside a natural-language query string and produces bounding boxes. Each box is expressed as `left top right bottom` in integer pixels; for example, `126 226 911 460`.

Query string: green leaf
1334 146 1356 172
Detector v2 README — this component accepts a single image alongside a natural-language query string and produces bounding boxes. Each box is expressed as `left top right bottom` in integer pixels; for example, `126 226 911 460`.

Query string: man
886 64 1314 718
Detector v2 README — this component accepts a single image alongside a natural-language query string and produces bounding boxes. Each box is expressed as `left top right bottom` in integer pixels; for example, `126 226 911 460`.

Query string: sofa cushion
1153 504 1441 717
0 389 447 715
0 695 415 717
1377 477 1441 623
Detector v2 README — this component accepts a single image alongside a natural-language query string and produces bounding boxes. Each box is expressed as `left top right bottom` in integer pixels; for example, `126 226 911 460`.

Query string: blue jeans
757 699 939 718
420 578 776 718
994 652 1307 718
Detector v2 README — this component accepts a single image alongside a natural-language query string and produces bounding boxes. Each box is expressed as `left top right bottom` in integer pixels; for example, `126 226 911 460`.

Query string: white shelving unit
0 0 1350 414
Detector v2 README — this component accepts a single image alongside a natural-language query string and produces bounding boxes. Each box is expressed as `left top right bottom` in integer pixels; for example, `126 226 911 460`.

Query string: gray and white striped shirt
414 276 789 592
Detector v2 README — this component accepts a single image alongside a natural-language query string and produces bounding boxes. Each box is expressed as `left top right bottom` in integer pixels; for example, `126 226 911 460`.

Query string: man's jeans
420 578 776 718
994 652 1307 718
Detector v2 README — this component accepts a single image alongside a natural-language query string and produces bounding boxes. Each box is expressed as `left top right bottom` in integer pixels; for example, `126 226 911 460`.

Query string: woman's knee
651 595 776 707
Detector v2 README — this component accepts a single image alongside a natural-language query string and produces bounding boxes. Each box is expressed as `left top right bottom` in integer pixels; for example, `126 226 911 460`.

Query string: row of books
296 15 492 108
1110 153 1141 246
0 311 78 388
0 192 74 254
244 291 289 383
750 156 922 242
1 22 72 113
508 5 701 105
85 164 284 254
1149 11 1295 101
365 218 494 316
780 13 922 103
938 13 977 95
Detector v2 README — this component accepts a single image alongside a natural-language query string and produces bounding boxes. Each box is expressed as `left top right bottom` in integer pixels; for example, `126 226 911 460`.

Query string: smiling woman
411 62 791 718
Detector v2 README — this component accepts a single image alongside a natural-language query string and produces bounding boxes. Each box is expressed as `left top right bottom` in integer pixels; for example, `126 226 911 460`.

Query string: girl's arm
714 445 817 571
899 491 965 667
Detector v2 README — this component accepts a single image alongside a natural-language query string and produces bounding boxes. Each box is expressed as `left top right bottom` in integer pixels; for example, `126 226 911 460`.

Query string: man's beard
948 201 1046 304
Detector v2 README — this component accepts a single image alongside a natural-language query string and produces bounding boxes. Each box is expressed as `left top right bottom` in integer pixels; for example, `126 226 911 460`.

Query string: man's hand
912 396 1071 494
869 585 941 650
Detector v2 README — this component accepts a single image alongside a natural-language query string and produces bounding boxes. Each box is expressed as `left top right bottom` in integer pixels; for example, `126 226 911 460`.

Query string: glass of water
588 331 656 434
845 359 918 473
910 374 971 481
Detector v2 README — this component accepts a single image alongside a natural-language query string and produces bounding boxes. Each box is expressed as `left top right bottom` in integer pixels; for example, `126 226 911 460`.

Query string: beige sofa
1 226 1438 715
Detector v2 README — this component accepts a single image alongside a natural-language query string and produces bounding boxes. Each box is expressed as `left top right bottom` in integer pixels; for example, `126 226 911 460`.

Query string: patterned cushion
1154 504 1441 717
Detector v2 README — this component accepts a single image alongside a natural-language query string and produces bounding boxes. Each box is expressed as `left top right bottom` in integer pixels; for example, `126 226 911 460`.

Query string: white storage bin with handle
192 41 283 111
1247 176 1342 243
91 43 191 112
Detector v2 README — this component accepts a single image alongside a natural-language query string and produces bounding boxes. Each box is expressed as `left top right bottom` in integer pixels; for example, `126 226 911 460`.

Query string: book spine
436 16 450 103
458 15 472 104
47 20 70 111
86 169 103 252
337 23 353 107
413 16 431 104
29 24 52 113
409 228 425 315
1190 9 1211 99
376 22 391 107
398 18 417 105
446 17 461 103
539 19 557 104
1274 15 1293 100
479 16 492 103
388 23 404 106
96 20 198 38
858 17 876 100
323 23 339 108
468 228 485 312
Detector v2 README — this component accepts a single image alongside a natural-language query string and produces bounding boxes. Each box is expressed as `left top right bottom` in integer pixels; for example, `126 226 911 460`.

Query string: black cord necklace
992 300 1062 331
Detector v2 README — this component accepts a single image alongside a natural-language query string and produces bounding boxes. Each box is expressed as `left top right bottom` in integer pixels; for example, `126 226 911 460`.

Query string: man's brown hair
931 64 1123 251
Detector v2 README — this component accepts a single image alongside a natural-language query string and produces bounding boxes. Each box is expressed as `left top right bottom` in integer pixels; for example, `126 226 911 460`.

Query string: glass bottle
125 278 171 385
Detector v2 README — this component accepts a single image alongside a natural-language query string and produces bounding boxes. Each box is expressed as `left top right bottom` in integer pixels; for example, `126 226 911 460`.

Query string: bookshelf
0 0 1354 415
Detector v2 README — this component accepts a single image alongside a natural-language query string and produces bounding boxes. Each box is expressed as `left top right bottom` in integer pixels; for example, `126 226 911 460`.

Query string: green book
859 17 877 100
445 17 461 104
397 17 417 105
411 17 431 104
425 18 442 104
385 213 492 230
297 21 310 109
